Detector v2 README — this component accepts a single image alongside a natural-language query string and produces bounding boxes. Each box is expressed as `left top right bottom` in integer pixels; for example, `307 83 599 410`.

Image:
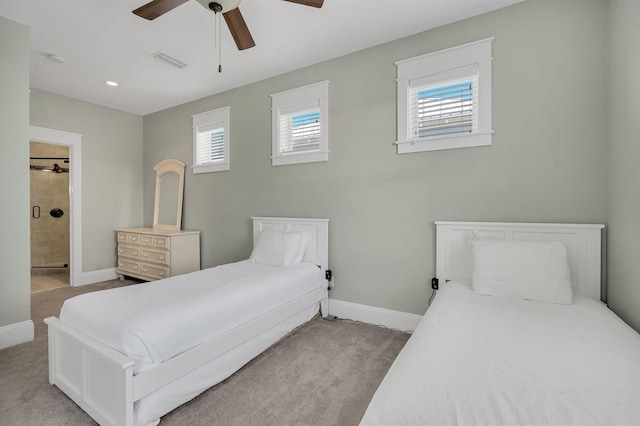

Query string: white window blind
271 81 329 166
192 106 230 173
279 109 321 154
409 76 478 140
196 123 225 164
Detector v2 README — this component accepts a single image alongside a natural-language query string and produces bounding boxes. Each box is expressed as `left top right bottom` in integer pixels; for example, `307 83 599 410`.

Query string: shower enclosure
30 142 70 288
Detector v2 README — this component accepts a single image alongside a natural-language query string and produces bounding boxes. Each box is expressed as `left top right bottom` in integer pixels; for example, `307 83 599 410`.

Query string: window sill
396 131 492 154
192 162 230 174
272 151 328 166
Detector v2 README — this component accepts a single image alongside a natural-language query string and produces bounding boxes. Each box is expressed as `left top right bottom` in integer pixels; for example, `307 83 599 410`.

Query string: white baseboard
0 320 34 350
328 299 423 332
80 267 118 286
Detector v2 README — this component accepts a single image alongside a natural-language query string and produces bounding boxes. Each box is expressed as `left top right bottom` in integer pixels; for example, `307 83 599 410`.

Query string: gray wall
143 0 609 316
0 17 30 327
30 89 144 272
606 0 640 331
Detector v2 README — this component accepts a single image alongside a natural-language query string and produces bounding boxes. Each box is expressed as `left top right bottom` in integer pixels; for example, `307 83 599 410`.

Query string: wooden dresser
116 228 200 281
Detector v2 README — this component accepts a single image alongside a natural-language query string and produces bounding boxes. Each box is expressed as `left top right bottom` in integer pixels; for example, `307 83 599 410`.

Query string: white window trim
271 81 329 166
396 37 493 154
192 106 230 174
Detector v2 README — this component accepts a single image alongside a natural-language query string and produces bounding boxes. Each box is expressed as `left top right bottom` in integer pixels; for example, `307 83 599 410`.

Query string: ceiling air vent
151 51 187 69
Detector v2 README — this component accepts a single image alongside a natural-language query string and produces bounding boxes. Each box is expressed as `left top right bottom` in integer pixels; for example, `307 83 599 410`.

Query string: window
192 106 230 173
396 38 493 154
271 81 329 166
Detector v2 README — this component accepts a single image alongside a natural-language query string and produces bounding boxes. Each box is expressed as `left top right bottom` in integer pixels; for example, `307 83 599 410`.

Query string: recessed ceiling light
104 80 119 87
46 54 65 64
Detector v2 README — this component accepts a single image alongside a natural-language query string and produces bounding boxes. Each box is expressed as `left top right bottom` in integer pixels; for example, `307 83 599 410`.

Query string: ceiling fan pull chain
213 10 217 50
218 12 223 73
214 10 222 73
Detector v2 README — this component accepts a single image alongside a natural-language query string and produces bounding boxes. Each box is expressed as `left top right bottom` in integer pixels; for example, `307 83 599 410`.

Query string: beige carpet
0 279 410 426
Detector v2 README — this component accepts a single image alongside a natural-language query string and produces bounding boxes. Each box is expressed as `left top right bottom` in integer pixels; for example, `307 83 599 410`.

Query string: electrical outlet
431 277 439 290
325 269 334 287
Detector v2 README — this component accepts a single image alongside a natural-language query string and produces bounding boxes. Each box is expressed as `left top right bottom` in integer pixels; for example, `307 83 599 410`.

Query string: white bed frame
44 217 329 426
435 221 605 301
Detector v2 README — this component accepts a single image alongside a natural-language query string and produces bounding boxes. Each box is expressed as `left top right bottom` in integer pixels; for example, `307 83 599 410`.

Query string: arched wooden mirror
153 159 185 231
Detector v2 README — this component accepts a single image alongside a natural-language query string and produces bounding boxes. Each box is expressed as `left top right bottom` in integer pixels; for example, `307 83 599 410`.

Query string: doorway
30 141 70 293
29 125 83 288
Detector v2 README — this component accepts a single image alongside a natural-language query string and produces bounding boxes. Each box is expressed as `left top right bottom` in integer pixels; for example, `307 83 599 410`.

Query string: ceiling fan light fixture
195 0 240 13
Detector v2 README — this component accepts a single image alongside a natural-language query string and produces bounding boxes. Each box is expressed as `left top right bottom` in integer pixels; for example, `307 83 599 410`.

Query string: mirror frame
153 159 185 231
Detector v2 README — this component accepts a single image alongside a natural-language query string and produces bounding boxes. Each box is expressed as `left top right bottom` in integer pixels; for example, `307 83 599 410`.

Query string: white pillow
292 232 309 265
471 239 573 304
249 230 308 267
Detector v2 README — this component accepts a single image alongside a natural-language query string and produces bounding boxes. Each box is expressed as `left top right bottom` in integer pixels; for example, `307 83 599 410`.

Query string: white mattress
360 281 640 426
60 260 322 374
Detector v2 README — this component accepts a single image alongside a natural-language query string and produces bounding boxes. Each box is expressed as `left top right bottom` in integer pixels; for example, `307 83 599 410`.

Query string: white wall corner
0 320 34 350
328 299 423 332
80 267 118 286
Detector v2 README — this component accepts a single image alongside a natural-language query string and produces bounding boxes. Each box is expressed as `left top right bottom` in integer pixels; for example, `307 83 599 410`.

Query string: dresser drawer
153 236 169 249
140 234 154 246
139 263 169 280
140 248 169 266
117 244 140 259
117 232 141 244
118 259 140 274
137 234 169 248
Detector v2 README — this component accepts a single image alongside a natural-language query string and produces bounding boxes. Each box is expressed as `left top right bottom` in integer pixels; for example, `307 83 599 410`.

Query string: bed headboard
252 217 329 274
435 221 605 301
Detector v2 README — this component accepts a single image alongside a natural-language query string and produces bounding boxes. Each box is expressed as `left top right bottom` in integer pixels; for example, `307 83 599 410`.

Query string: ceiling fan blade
223 8 256 50
133 0 190 20
283 0 324 8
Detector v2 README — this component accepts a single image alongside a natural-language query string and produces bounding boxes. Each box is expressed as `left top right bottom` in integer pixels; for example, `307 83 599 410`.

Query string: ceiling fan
133 0 324 51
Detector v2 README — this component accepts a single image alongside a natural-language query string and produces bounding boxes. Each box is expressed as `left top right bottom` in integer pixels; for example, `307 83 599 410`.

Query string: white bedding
360 281 640 426
60 260 322 374
136 303 318 425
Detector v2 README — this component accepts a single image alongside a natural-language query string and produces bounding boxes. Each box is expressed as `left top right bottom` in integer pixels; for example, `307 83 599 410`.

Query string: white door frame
29 125 83 287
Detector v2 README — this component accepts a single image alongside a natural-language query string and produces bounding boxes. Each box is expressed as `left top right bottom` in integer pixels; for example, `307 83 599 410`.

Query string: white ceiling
0 0 523 116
